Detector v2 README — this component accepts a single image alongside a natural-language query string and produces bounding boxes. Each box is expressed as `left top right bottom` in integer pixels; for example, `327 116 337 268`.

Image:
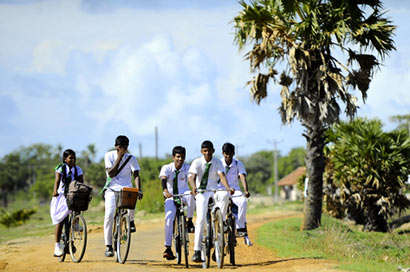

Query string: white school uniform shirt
104 150 140 190
189 156 225 190
220 158 247 191
55 164 83 194
159 162 190 195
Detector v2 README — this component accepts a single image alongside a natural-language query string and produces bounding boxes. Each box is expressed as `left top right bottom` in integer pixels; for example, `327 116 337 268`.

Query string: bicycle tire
116 212 131 264
227 215 236 265
57 218 69 262
214 208 224 269
180 214 189 268
202 212 212 269
69 213 87 263
174 214 182 264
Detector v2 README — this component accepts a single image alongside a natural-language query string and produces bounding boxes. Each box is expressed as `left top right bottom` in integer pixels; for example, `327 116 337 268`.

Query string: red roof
277 166 306 186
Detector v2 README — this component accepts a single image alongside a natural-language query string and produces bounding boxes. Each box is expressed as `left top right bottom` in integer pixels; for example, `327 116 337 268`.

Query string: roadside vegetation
257 204 410 272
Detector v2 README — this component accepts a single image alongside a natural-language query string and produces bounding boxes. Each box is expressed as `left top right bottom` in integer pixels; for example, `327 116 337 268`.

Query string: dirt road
0 211 343 271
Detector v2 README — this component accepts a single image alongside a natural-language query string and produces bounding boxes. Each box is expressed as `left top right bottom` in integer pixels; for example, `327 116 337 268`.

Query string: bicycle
57 210 88 263
172 193 191 268
197 189 225 269
110 187 141 264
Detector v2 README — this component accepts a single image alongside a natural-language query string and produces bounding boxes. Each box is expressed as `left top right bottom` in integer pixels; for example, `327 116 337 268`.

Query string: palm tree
233 0 396 229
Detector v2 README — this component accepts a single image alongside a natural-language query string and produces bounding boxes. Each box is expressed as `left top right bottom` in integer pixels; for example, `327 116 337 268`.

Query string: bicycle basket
66 181 93 212
115 187 139 209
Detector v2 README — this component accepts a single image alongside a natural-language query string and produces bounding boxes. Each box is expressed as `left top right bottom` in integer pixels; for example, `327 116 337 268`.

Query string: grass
257 212 410 272
0 193 162 244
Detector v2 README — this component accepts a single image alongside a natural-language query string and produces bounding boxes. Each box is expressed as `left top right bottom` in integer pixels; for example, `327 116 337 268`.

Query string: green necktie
173 170 180 195
225 165 231 175
199 163 211 190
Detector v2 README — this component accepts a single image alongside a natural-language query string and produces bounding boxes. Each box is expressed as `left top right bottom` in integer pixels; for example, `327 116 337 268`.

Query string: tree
390 114 410 134
324 118 410 231
233 0 395 229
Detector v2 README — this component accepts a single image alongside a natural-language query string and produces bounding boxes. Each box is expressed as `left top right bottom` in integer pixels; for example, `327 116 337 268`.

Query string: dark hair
201 140 214 150
115 135 129 147
62 149 76 162
172 146 186 156
222 142 235 154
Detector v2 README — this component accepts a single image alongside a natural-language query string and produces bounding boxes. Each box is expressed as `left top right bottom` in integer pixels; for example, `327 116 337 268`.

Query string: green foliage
324 118 410 231
29 173 54 201
243 147 306 195
137 179 164 214
84 159 106 188
258 215 410 271
0 208 37 228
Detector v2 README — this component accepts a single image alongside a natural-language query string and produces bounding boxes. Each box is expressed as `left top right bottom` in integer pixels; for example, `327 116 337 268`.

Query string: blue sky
0 0 409 161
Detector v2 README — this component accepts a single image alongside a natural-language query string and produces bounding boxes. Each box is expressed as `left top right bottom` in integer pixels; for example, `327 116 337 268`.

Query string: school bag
66 180 93 212
56 163 93 211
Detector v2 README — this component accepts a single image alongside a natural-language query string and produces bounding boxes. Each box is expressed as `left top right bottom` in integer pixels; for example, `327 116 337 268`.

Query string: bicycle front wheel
213 208 224 269
69 213 87 263
227 215 236 265
116 212 131 264
174 215 182 264
57 218 69 262
202 212 212 269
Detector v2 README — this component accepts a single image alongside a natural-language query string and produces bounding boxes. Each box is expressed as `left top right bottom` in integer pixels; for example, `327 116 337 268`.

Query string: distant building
277 166 306 200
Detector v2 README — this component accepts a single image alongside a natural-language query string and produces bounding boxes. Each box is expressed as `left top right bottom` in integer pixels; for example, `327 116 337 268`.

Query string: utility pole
273 140 279 202
138 142 142 160
155 126 158 160
268 139 282 202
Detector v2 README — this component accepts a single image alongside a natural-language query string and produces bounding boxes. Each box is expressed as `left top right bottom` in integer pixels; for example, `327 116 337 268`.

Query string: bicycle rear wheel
213 208 224 269
116 212 131 264
69 213 87 263
174 215 182 264
227 215 236 265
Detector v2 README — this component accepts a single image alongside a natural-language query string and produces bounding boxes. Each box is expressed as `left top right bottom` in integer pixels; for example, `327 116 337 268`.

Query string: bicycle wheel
213 208 224 269
227 215 236 265
180 214 189 268
202 212 212 269
57 218 69 262
69 213 87 263
116 212 131 264
174 215 182 264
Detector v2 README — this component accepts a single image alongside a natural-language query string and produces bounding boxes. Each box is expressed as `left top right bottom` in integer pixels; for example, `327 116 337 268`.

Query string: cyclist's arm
161 177 172 198
188 173 197 194
53 172 62 197
239 173 250 197
107 147 127 178
133 170 141 190
218 172 234 194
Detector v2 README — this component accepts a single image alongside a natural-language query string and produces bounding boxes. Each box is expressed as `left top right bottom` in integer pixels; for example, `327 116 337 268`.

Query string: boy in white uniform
220 142 252 246
188 140 234 263
159 146 195 260
103 135 142 257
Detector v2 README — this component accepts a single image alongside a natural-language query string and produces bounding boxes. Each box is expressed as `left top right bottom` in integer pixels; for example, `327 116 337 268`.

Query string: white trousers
164 191 195 247
193 191 229 251
104 190 135 246
231 190 248 229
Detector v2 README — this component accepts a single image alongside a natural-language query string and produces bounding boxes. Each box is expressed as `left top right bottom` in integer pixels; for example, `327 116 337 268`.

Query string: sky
0 0 409 161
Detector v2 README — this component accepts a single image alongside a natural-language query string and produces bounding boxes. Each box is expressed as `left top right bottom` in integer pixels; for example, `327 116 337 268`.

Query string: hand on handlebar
244 191 251 198
229 188 235 195
138 192 143 200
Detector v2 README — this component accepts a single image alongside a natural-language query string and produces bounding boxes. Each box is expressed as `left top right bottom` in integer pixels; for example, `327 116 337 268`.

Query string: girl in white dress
50 149 84 257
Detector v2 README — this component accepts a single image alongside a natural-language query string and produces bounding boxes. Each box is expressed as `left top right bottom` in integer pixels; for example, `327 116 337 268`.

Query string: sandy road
0 210 344 272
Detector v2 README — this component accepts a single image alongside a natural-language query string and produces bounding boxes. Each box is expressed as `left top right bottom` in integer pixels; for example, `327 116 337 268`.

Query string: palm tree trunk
302 122 326 230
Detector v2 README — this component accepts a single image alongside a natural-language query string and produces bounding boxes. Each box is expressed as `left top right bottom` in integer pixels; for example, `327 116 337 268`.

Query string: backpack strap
100 155 133 195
